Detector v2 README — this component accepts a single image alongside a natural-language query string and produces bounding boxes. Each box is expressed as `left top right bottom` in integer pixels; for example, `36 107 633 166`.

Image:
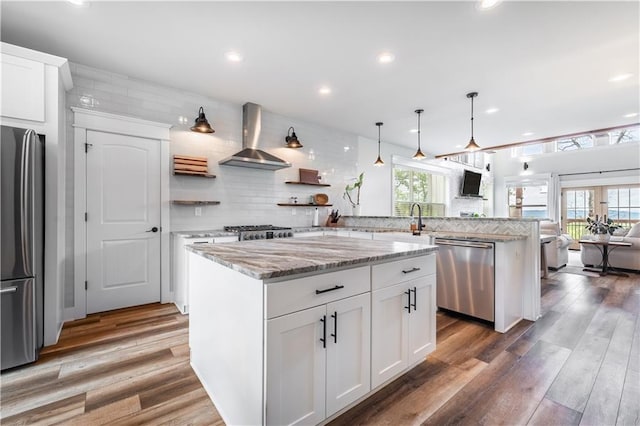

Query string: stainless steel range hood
218 102 291 170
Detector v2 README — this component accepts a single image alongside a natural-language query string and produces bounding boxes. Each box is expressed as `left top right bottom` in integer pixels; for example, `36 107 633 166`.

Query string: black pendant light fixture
374 122 384 166
413 109 426 160
464 92 481 151
190 106 215 133
285 127 303 148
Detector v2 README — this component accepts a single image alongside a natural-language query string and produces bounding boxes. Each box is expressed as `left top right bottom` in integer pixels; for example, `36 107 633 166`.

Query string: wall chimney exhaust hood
218 102 292 170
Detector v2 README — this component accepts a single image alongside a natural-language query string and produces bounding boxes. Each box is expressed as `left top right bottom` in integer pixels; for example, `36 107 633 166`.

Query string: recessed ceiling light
68 0 90 6
485 108 499 114
609 73 632 82
623 112 638 118
318 86 332 95
478 0 501 10
522 132 534 137
455 145 463 148
225 51 243 62
377 52 395 64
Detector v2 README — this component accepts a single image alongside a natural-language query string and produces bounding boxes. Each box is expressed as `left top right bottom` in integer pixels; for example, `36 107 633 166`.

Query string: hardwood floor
1 268 638 425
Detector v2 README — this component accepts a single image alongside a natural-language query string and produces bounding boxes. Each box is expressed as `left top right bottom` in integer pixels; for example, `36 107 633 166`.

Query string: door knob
146 226 159 233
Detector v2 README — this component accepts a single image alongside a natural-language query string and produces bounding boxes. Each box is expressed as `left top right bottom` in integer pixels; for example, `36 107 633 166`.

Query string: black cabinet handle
411 287 417 311
404 289 411 313
320 315 327 348
331 311 338 343
402 267 421 274
315 285 345 295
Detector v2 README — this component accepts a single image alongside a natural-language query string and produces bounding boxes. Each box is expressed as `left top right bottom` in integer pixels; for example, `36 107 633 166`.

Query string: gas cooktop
223 225 293 241
223 225 291 232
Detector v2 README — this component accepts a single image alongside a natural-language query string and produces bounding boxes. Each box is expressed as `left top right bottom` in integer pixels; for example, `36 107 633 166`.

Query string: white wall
63 62 361 308
493 142 640 217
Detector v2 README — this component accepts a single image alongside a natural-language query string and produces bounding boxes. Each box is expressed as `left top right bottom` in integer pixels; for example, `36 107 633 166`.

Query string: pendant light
413 109 426 160
374 122 384 166
285 127 303 148
190 106 215 133
464 92 481 151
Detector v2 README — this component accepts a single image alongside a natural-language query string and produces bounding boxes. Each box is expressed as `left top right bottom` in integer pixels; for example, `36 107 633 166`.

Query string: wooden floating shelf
173 170 216 178
171 200 221 205
277 203 333 207
285 181 330 187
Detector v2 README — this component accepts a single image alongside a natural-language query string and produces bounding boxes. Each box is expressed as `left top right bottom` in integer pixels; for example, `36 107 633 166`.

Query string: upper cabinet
1 55 45 122
1 42 73 123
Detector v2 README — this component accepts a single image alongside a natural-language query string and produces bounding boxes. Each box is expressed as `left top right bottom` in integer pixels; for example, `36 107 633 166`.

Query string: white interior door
86 130 160 314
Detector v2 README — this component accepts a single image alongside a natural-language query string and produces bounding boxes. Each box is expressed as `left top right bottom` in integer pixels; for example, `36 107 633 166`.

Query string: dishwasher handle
434 239 494 249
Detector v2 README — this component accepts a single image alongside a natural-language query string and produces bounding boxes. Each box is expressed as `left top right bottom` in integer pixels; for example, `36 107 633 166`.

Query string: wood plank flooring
1 268 638 425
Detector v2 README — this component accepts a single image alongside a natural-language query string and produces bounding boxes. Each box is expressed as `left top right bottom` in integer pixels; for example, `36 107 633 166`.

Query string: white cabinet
371 255 436 389
1 54 45 122
266 293 370 424
172 234 238 313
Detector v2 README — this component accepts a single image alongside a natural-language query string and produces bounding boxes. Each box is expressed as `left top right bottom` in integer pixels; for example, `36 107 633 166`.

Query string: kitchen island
187 236 438 426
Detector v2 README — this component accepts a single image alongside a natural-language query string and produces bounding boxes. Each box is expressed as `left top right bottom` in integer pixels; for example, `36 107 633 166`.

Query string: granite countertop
428 231 527 242
173 227 527 242
172 229 238 238
186 235 438 280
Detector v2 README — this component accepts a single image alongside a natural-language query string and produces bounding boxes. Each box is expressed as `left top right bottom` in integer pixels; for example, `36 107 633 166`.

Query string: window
610 128 639 144
393 166 446 217
508 183 548 218
607 186 640 228
556 135 594 151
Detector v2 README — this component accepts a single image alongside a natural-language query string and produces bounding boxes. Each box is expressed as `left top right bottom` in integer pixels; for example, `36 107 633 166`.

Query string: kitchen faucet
410 203 424 235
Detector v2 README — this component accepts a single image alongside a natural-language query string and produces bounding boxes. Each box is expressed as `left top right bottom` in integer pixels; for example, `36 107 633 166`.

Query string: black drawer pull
315 285 345 295
411 286 417 311
402 267 421 274
331 311 338 343
404 289 411 313
320 315 327 348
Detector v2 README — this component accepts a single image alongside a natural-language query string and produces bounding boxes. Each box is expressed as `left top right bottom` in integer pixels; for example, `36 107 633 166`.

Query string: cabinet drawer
372 254 435 290
266 266 370 319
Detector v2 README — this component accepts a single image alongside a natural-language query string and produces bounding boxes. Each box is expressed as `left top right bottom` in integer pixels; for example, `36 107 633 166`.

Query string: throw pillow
626 222 640 238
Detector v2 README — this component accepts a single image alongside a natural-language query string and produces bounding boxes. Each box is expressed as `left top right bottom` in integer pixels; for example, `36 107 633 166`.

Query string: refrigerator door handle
0 286 18 294
20 130 36 277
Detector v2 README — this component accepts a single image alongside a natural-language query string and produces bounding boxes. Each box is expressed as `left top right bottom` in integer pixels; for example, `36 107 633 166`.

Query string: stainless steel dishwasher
434 238 495 322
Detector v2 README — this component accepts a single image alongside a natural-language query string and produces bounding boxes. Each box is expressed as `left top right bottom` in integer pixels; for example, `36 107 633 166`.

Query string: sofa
540 221 573 270
581 222 640 272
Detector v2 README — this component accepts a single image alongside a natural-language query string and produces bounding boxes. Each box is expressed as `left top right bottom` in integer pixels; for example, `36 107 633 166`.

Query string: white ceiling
1 1 638 156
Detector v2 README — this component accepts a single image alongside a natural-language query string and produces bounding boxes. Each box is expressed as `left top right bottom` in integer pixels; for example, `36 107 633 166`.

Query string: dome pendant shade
285 127 303 148
190 106 215 133
413 109 426 160
464 92 481 151
374 121 384 166
465 136 481 151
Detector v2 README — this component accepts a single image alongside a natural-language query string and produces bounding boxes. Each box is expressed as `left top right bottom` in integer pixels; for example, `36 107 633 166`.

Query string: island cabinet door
325 293 371 417
407 275 437 365
371 282 410 389
266 305 326 426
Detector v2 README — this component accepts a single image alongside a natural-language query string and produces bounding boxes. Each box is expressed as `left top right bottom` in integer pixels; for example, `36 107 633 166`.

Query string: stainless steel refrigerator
1 125 44 370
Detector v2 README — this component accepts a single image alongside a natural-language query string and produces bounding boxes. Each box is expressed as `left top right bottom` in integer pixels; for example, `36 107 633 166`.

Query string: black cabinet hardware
315 285 345 295
146 226 159 233
411 287 417 311
320 315 327 348
404 289 411 313
331 312 338 343
402 267 420 274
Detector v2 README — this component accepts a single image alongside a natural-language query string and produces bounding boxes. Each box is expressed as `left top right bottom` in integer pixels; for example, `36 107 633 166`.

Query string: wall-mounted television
460 169 482 197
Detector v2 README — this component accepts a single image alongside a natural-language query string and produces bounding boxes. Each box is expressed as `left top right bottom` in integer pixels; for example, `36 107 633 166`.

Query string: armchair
540 221 573 270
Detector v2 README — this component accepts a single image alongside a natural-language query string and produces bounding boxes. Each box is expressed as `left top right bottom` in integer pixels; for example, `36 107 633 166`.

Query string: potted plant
343 172 364 216
585 215 621 241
